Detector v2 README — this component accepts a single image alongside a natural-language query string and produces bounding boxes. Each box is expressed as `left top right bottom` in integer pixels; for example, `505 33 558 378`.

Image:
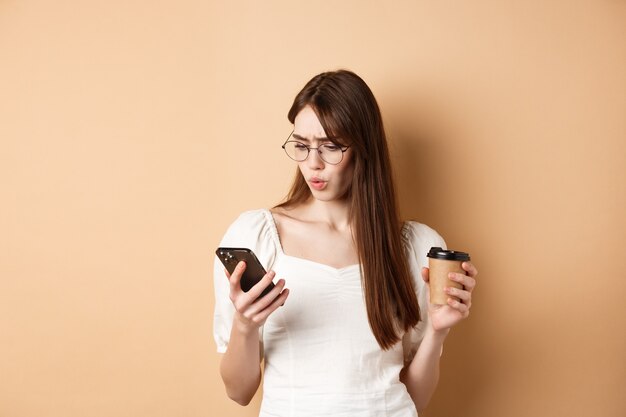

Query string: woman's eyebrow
292 133 329 142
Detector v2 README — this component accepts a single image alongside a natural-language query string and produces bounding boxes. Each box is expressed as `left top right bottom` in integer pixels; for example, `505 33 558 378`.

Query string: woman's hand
421 262 478 332
220 261 288 406
226 261 290 334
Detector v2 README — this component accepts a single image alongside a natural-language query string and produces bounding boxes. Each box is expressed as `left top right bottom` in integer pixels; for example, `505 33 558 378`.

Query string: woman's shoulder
219 208 279 267
230 208 271 226
267 205 303 227
401 220 447 252
220 208 275 246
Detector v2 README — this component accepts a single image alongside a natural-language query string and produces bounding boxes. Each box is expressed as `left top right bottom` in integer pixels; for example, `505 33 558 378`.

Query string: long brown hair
276 70 420 350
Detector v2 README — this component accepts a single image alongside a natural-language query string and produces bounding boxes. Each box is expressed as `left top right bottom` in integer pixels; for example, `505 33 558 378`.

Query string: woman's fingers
449 271 476 291
462 261 478 278
445 286 472 309
446 297 470 317
228 265 288 322
252 288 290 323
226 261 246 292
421 267 430 283
244 270 277 301
246 278 286 315
446 268 475 312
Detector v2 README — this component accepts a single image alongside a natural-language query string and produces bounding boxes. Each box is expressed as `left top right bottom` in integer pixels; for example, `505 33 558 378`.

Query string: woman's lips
309 178 327 190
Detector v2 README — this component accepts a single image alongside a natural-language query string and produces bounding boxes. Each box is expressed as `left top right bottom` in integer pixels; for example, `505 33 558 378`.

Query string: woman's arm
400 327 449 411
401 262 478 411
219 313 263 406
219 262 289 406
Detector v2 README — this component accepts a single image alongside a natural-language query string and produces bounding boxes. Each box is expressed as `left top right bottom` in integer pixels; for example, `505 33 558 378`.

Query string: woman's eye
294 143 308 150
323 144 340 152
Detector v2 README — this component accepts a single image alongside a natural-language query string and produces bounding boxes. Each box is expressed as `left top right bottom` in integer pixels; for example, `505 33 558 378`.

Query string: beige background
1 1 625 416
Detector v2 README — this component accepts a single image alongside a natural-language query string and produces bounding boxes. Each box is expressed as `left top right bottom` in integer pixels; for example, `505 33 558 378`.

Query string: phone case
215 247 275 298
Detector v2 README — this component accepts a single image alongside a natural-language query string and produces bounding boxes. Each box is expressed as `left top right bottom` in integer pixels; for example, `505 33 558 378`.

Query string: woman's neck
299 197 351 231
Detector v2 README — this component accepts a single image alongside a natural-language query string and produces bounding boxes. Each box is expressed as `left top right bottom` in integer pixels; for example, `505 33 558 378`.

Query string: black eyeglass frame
281 131 350 165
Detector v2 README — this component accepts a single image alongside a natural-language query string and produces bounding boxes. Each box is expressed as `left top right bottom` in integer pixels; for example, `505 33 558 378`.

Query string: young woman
213 69 478 416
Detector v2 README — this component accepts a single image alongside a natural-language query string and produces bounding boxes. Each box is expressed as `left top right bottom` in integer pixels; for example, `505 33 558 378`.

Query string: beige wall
1 1 625 416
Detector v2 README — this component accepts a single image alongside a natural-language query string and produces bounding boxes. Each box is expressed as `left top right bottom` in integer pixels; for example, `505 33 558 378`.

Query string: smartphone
215 247 275 298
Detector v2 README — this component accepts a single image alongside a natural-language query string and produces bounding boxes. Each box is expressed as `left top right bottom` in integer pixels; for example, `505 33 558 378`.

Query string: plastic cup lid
427 246 471 261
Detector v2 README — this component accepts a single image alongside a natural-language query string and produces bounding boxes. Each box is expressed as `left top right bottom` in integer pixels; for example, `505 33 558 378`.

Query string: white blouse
213 209 446 417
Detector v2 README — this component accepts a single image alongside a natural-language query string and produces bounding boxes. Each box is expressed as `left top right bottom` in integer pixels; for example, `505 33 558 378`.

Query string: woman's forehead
293 106 327 138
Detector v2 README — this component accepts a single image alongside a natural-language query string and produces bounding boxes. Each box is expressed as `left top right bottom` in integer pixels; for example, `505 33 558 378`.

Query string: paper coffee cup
427 247 471 305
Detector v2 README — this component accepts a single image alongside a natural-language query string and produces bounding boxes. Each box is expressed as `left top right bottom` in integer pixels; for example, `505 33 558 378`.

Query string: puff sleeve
401 221 447 364
213 209 278 353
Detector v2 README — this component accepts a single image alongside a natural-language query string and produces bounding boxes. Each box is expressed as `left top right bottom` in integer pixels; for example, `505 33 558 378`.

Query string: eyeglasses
281 132 350 165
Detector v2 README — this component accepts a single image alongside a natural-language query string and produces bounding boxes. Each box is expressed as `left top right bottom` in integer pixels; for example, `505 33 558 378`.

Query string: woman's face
292 106 354 202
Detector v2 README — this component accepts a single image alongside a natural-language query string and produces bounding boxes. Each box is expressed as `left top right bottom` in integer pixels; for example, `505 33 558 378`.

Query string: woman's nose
306 148 324 169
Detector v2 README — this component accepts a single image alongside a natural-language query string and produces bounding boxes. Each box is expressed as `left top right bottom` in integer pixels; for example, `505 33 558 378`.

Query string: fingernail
238 261 245 269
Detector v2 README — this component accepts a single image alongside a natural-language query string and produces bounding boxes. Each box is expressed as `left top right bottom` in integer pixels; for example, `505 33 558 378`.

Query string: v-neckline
263 209 361 273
